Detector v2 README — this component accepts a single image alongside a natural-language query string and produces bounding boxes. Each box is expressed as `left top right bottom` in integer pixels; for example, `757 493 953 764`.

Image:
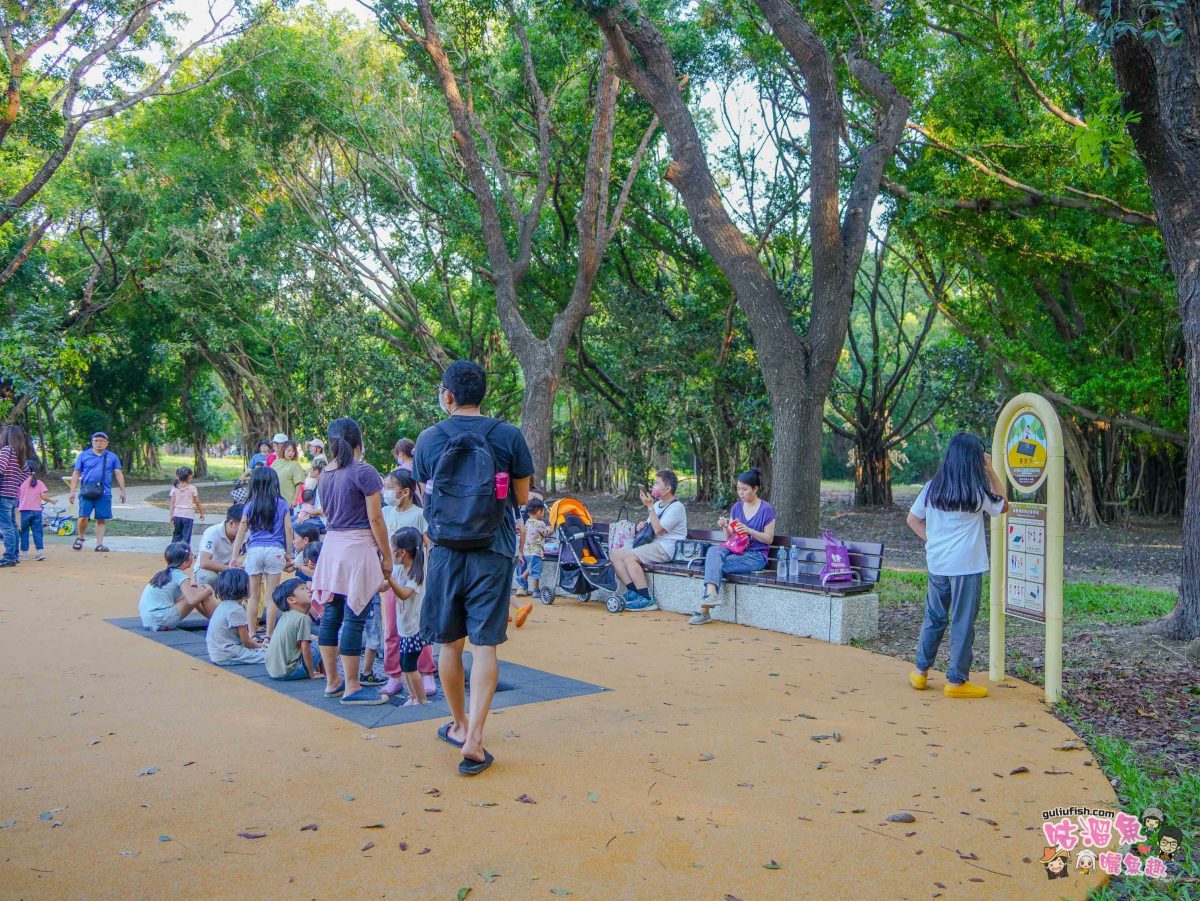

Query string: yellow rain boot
944 682 989 699
909 671 928 690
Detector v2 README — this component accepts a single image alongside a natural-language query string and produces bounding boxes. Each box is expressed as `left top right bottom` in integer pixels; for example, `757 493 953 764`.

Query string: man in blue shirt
68 432 127 552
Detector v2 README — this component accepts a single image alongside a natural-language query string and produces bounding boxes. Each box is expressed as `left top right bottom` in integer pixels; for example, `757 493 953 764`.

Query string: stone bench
540 526 882 644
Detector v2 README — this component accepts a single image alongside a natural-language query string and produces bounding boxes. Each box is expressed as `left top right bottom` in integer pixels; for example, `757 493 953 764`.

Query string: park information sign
989 394 1065 704
1005 502 1047 623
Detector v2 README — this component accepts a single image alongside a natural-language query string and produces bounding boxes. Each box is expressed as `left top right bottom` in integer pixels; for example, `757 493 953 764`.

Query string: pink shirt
18 476 48 511
170 484 199 520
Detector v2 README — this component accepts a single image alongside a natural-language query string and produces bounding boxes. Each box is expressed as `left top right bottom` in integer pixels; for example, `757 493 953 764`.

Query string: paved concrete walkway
0 551 1115 899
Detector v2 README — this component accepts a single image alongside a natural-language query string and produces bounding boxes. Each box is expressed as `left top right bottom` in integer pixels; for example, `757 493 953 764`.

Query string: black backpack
426 418 505 550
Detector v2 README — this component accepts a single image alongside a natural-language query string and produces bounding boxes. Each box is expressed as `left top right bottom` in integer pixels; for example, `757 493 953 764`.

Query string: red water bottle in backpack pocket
495 472 509 499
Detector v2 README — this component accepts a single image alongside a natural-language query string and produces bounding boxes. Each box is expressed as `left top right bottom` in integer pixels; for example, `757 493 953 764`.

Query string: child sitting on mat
206 569 266 666
138 542 219 631
266 577 321 681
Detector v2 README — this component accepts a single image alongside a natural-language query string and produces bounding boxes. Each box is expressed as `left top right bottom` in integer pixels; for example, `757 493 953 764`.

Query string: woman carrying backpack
311 417 393 706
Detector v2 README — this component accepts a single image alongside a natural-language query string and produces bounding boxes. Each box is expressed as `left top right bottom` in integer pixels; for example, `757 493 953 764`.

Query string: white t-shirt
383 504 426 538
653 499 687 557
207 600 250 663
910 483 1005 576
392 568 425 638
196 523 235 586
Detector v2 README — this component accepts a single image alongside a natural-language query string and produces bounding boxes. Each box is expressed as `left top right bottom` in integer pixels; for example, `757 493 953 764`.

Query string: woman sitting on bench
691 468 776 625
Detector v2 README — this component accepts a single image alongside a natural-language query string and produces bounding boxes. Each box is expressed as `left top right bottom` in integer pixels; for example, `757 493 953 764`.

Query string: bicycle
42 501 76 537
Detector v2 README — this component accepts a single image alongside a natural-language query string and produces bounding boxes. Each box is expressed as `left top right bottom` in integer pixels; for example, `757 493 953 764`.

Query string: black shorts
421 546 514 646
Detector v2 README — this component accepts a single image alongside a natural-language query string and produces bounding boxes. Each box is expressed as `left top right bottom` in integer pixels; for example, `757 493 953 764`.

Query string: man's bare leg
439 639 468 743
462 645 498 762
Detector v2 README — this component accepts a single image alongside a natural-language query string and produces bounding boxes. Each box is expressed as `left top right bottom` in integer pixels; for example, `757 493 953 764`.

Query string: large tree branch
0 211 51 291
889 121 1157 226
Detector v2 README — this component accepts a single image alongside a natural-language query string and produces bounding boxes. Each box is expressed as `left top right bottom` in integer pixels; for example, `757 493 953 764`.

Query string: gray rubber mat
106 615 607 728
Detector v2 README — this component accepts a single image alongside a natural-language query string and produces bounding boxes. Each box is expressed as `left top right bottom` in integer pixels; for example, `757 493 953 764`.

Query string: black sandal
458 749 494 776
72 538 84 551
437 722 465 748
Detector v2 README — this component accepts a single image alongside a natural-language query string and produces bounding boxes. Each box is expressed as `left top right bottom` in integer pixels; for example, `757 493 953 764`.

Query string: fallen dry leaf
424 808 442 813
515 794 536 804
361 823 385 829
699 753 715 762
1009 766 1030 775
418 847 431 855
238 832 267 839
300 824 318 832
137 767 159 777
361 842 375 852
398 841 408 851
886 812 916 823
762 860 781 870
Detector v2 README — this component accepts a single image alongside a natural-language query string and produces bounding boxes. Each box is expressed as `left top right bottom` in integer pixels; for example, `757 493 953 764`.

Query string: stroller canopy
549 496 593 528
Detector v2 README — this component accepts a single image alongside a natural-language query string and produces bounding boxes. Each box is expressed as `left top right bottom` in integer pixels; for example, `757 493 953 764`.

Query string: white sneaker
689 611 713 625
35 551 45 561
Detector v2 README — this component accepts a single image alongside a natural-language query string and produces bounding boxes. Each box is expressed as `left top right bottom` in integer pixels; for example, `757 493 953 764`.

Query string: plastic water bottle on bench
787 546 801 583
776 547 789 582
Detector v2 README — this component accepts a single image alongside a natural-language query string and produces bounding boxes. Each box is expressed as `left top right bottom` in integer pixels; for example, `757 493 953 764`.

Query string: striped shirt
0 447 28 499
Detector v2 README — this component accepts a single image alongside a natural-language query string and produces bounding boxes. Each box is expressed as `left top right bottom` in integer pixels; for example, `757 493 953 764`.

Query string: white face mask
382 489 397 506
438 391 450 414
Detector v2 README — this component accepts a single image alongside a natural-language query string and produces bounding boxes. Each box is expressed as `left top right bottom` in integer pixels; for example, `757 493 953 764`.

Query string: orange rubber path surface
0 550 1114 899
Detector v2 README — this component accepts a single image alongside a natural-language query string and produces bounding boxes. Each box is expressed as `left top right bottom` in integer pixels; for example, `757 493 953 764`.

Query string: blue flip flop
341 688 386 706
458 749 494 776
438 722 465 748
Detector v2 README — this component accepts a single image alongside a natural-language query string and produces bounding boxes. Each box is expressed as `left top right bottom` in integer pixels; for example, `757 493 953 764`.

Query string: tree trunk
193 442 209 480
854 429 893 507
40 397 63 470
1061 419 1102 528
519 362 557 487
1093 8 1200 639
584 0 908 534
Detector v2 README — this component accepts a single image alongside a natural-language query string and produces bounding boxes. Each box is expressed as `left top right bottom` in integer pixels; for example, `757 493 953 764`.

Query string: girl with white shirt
906 433 1007 699
383 527 429 705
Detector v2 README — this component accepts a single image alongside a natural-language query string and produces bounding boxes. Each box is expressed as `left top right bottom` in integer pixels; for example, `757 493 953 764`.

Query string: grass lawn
875 569 1178 625
152 453 246 482
94 520 174 538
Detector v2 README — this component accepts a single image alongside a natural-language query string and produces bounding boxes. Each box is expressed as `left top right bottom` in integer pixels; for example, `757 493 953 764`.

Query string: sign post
989 393 1065 704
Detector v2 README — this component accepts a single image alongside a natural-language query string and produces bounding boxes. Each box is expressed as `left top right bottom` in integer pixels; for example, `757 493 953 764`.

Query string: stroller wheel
578 592 592 602
606 595 626 613
539 587 555 605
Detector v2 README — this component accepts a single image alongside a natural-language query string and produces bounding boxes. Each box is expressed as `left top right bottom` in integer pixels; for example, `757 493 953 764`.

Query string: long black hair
327 417 363 469
149 542 192 588
393 470 422 508
926 433 1001 512
391 527 424 586
245 465 282 532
